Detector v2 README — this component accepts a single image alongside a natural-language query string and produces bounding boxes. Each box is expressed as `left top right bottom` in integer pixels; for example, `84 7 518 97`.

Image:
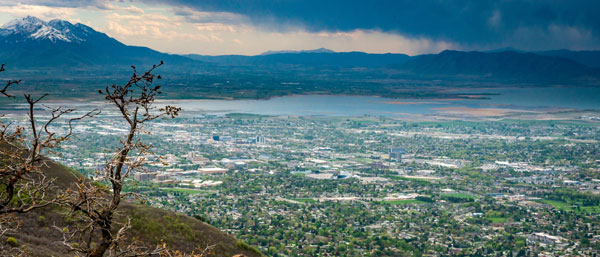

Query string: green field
383 199 426 205
293 198 317 203
487 217 508 223
540 199 572 210
161 187 213 195
442 193 477 199
540 199 600 213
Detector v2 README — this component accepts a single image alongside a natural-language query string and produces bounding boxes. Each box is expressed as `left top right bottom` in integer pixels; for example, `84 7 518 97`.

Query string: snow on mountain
0 16 85 43
0 15 196 69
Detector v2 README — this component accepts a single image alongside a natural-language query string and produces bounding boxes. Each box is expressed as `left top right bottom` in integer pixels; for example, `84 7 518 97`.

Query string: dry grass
3 160 261 257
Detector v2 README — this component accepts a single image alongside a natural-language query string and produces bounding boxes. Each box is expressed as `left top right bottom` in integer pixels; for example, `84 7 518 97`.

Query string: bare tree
0 64 20 98
0 64 22 244
61 62 180 257
0 64 98 253
162 244 217 257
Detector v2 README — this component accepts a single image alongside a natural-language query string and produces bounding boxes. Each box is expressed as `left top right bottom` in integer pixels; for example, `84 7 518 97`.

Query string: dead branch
62 61 180 257
0 64 21 98
0 63 98 250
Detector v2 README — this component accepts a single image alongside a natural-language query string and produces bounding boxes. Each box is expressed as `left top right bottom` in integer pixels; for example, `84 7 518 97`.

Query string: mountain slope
3 156 261 257
397 50 597 82
186 51 411 68
0 16 195 69
536 49 600 69
260 47 336 55
2 16 599 89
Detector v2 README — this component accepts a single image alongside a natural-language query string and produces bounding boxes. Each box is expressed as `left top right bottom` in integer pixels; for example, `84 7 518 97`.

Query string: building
256 136 265 144
306 172 335 180
134 172 156 181
198 167 228 175
389 147 405 161
187 152 210 165
528 232 567 246
155 173 170 181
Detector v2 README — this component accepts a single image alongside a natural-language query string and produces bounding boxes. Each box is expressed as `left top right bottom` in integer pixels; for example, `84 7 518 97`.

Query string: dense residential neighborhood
19 110 597 256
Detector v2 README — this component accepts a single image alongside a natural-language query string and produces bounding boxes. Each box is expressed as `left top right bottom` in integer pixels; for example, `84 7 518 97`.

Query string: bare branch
62 61 181 257
0 63 96 251
0 64 21 98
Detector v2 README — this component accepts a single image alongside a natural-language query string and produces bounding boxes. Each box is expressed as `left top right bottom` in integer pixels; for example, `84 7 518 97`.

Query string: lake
1 86 599 117
170 86 600 117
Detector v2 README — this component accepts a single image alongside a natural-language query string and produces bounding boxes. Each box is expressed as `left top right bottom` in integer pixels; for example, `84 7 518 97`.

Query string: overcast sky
1 0 599 55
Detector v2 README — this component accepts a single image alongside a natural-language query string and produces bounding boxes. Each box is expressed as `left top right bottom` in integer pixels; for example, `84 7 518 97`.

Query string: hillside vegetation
3 158 262 257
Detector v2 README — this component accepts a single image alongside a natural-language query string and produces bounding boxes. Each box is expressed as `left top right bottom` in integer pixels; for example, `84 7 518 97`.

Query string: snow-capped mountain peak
1 16 44 31
0 16 85 43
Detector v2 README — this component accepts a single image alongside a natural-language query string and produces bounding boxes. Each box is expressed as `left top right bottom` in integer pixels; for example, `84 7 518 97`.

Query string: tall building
187 152 210 165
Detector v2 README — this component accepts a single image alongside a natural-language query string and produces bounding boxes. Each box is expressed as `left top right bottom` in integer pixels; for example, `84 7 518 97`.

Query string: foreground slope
4 159 261 257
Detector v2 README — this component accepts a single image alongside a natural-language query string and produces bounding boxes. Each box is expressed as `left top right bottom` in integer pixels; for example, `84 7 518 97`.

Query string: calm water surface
171 87 600 117
1 87 598 117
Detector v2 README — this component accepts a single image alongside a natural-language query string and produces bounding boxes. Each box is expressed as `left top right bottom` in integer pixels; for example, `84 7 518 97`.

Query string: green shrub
194 215 207 223
38 215 46 225
236 240 262 256
416 196 434 203
6 237 18 247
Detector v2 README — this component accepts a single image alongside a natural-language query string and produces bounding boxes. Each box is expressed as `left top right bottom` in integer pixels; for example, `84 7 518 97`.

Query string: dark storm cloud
150 0 600 50
8 0 600 50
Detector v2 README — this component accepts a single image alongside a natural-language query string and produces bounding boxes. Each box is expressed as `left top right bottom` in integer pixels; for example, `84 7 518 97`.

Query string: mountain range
0 16 193 69
185 51 411 68
1 16 599 84
397 50 596 82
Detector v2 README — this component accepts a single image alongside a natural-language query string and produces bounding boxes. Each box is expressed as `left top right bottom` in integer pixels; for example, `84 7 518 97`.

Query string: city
16 110 597 256
2 1 600 256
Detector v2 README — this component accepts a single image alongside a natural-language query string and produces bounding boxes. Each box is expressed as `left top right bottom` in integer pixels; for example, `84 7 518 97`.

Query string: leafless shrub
0 63 99 254
161 244 217 257
60 61 181 257
0 64 20 98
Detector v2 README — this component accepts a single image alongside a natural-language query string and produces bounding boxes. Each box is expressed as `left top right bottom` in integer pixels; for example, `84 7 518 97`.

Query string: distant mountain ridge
186 51 411 68
0 16 194 69
260 48 335 55
535 49 600 69
1 16 599 84
487 47 600 68
1 16 89 43
398 50 597 82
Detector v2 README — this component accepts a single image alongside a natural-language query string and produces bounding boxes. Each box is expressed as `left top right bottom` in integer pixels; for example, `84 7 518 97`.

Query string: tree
60 62 181 257
0 63 98 253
